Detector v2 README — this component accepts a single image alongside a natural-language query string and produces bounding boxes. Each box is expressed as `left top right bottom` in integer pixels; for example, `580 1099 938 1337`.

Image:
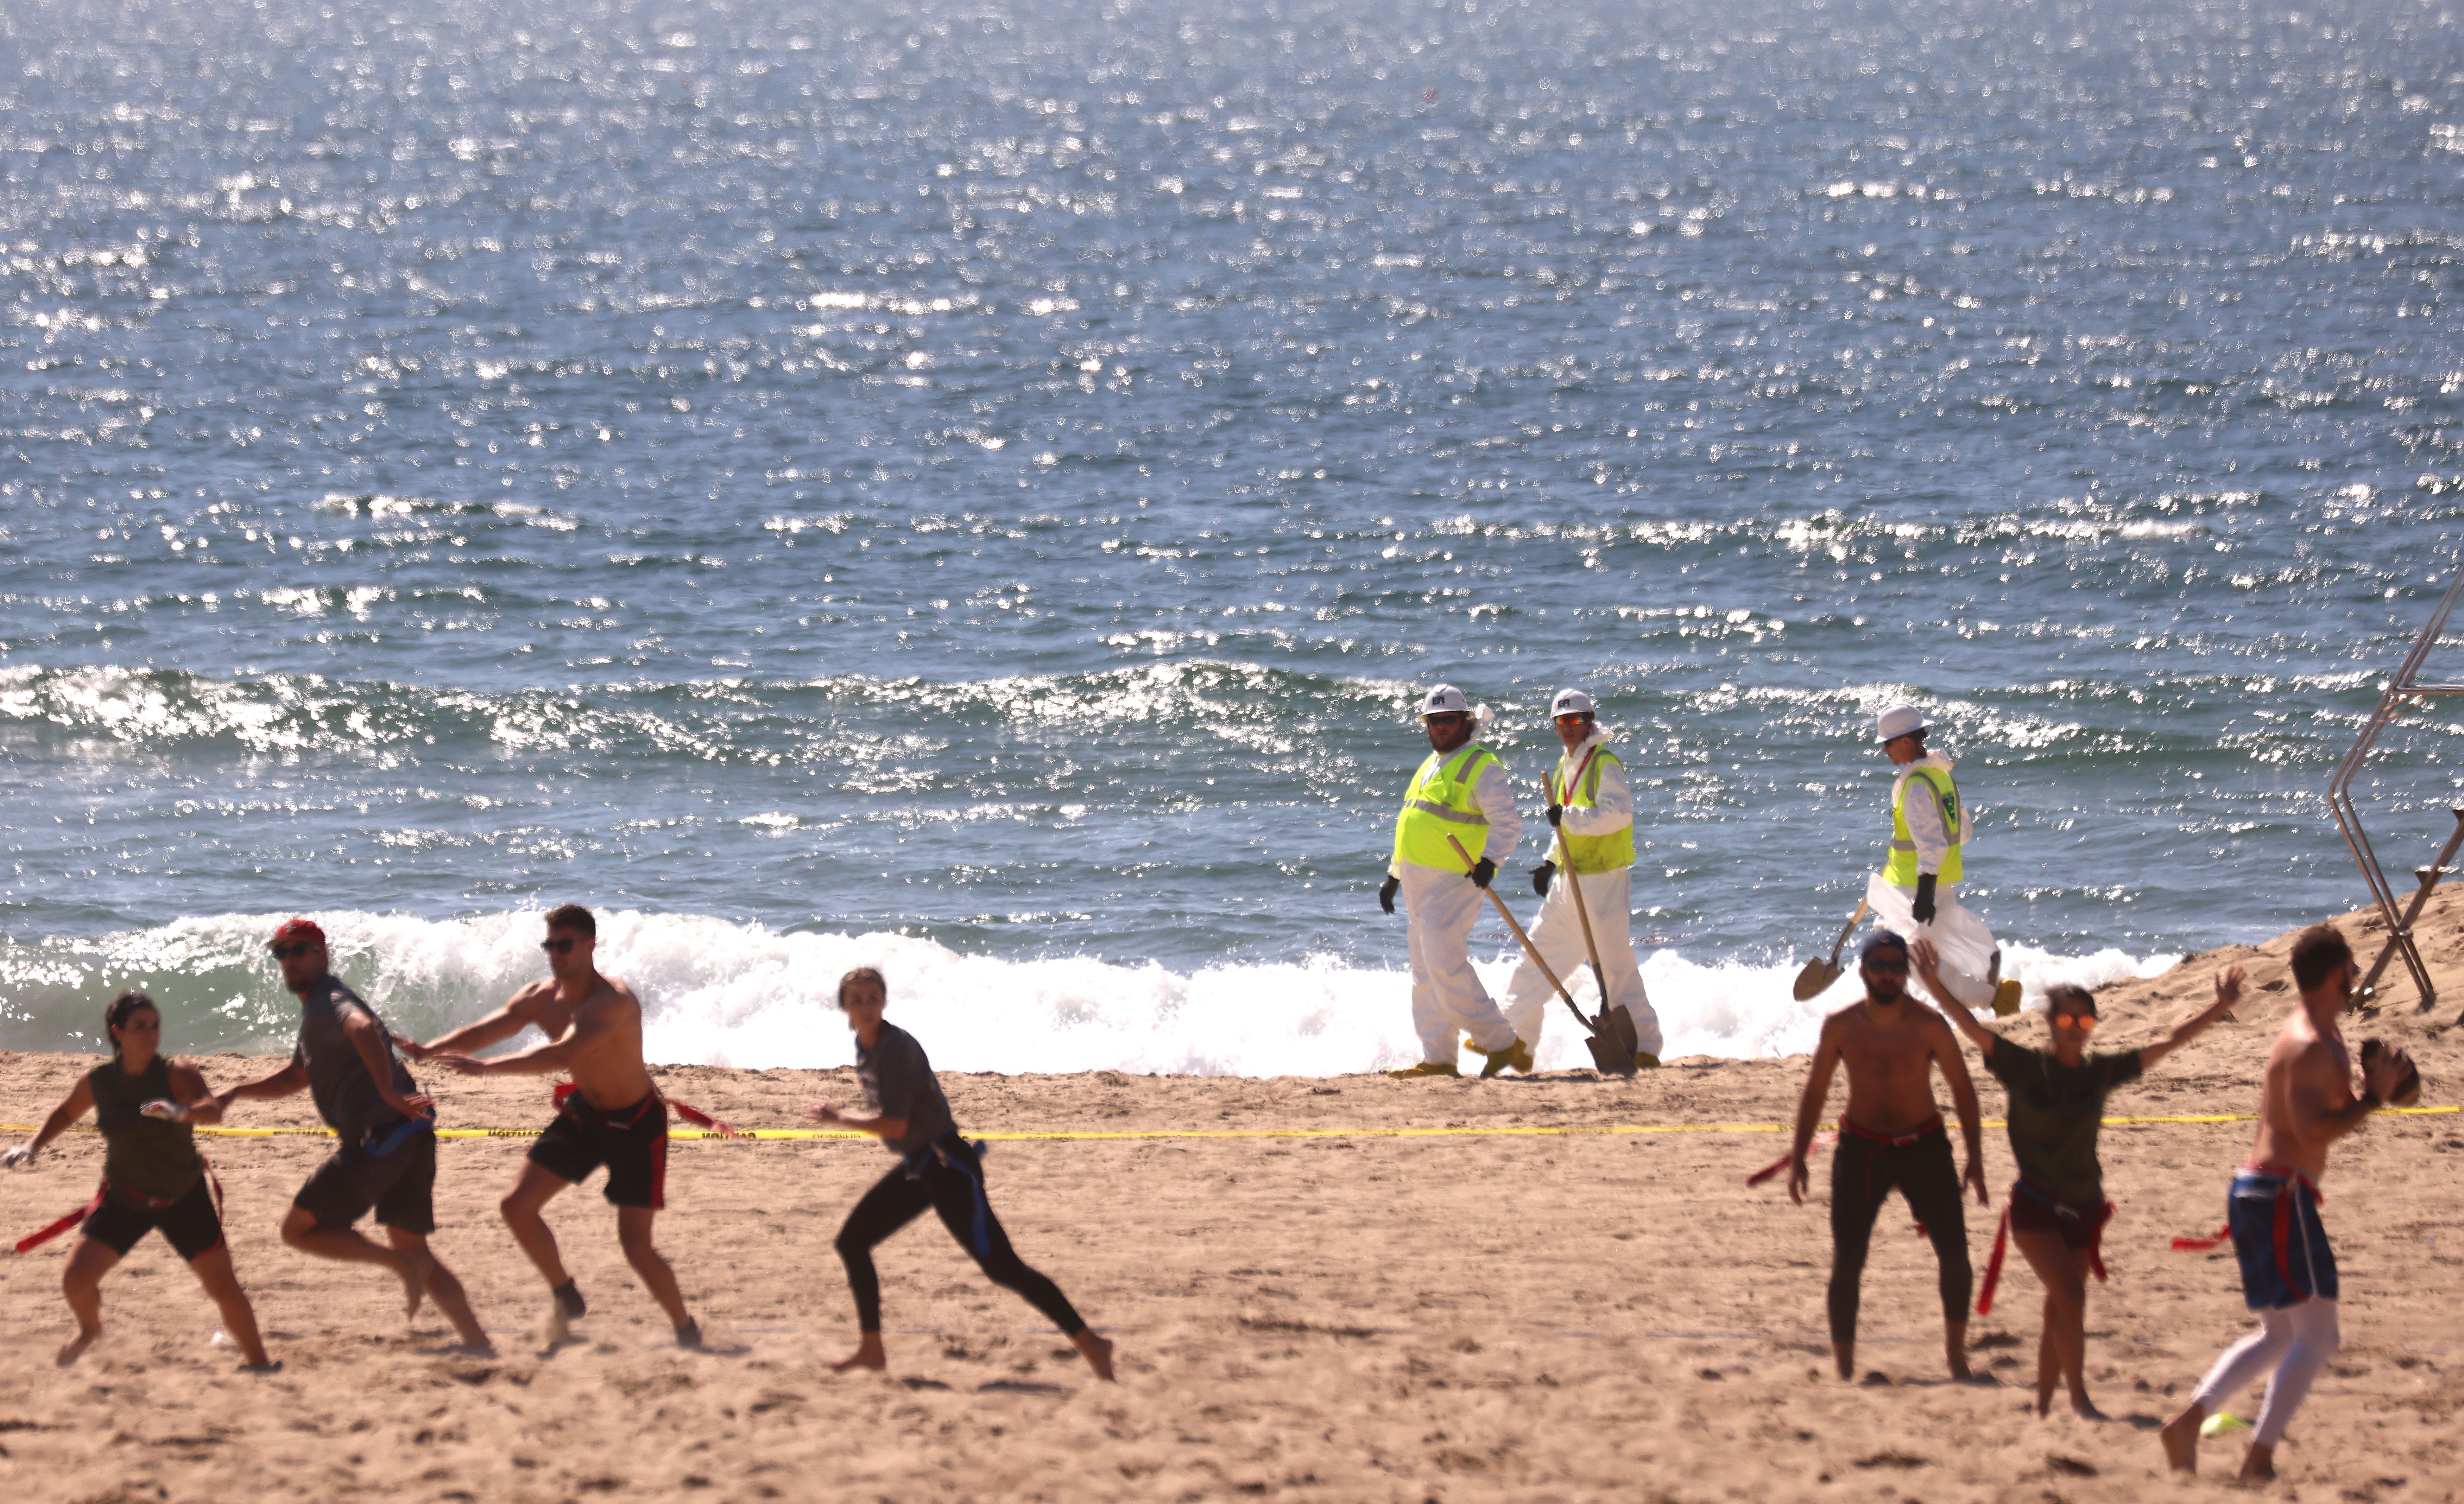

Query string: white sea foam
4 910 2179 1077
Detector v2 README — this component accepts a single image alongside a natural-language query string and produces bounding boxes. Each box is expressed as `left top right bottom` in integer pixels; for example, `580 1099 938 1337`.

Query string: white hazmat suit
1500 733 1664 1059
1870 751 2001 1010
1391 752 1523 1066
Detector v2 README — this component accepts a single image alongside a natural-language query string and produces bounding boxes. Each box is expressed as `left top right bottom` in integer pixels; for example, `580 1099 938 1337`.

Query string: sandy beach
3 896 2460 1504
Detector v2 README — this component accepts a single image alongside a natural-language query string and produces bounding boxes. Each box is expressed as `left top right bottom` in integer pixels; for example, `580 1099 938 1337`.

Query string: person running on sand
413 905 702 1348
1914 939 2244 1418
2160 923 2413 1483
1787 929 1988 1382
806 966 1114 1382
3 990 276 1370
215 919 491 1352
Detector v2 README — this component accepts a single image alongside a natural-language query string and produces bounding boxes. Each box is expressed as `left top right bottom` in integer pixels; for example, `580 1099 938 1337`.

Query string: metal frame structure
2327 570 2464 1014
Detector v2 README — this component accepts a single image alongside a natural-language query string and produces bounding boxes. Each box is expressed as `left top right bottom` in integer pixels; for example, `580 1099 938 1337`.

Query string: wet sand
2 895 2460 1503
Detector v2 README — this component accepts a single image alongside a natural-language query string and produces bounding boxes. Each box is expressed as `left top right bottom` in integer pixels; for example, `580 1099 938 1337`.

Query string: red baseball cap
268 918 327 950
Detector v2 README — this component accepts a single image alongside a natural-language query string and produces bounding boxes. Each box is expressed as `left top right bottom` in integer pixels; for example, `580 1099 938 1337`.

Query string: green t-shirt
1984 1035 2142 1207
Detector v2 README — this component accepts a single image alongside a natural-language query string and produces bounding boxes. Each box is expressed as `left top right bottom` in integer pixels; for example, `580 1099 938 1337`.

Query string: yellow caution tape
1 1105 2451 1144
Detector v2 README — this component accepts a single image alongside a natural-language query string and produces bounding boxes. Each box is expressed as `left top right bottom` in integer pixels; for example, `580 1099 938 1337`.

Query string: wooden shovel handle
1551 751 1613 996
1446 834 1594 1033
1824 899 1872 967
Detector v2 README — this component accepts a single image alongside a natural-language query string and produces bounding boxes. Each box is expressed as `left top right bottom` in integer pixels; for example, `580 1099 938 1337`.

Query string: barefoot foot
397 1250 435 1321
1073 1329 1116 1383
2070 1396 2108 1422
543 1277 586 1343
55 1327 99 1367
2236 1441 2276 1484
2159 1404 2204 1474
829 1333 887 1373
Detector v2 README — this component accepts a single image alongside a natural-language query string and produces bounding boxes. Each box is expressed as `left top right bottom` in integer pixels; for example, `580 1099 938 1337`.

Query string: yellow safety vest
1884 763 1964 886
1392 743 1498 870
1550 747 1634 876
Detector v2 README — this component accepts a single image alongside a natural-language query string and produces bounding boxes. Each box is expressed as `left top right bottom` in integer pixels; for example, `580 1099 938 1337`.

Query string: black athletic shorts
2009 1180 2111 1253
84 1176 223 1262
527 1093 668 1210
294 1130 437 1235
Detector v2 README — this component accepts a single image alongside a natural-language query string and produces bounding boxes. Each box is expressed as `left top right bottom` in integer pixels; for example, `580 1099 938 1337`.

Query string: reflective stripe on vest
1392 743 1497 870
1884 764 1964 886
1552 748 1634 876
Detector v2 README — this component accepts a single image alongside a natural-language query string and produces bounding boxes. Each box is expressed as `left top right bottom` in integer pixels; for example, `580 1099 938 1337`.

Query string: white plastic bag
1863 874 1999 1009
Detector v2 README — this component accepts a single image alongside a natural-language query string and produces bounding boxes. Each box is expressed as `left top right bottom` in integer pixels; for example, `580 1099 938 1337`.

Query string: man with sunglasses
409 905 702 1348
1786 929 1988 1383
214 918 492 1352
1379 684 1526 1078
1500 688 1662 1071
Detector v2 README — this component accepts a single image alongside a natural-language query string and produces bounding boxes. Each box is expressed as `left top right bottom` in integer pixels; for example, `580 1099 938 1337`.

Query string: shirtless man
412 905 701 1348
1787 929 1989 1381
215 918 491 1352
2160 924 2412 1483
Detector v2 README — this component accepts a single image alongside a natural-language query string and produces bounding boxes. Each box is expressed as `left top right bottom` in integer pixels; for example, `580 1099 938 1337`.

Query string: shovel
1791 899 1870 1001
1447 833 1636 1078
1560 857 1642 1061
1551 752 1644 1064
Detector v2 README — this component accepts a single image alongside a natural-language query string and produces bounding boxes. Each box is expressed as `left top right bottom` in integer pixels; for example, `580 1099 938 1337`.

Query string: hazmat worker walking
1864 704 2018 1015
1501 689 1664 1071
1378 685 1530 1079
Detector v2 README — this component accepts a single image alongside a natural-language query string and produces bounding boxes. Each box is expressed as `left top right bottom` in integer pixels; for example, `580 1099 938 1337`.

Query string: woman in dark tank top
3 990 276 1370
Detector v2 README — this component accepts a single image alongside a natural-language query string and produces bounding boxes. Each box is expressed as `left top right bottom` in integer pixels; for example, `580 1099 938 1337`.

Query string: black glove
1378 874 1400 915
1912 872 1938 925
1531 860 1556 897
1468 857 1497 889
1546 803 1563 828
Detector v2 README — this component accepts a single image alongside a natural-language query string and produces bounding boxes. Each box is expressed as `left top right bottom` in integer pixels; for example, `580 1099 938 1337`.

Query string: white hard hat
1419 684 1471 717
1550 688 1597 718
1876 704 1928 742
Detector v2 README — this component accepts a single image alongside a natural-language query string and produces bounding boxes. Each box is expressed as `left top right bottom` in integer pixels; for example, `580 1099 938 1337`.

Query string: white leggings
2191 1297 2340 1447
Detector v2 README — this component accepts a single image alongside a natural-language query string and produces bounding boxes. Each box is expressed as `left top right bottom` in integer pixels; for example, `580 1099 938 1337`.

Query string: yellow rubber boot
1634 1052 1661 1070
1388 1060 1460 1079
1475 1037 1535 1079
1992 980 2023 1018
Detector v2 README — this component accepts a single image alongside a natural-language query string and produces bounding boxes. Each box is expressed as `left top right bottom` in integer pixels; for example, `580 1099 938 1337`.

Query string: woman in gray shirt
806 967 1115 1382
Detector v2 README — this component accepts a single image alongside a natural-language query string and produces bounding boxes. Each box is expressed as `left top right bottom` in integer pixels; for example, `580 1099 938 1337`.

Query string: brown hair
103 989 159 1058
2289 923 2354 994
836 966 887 1008
544 904 596 939
2043 983 2096 1017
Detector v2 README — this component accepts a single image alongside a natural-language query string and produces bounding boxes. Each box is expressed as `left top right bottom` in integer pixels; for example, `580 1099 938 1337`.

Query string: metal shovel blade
1584 1028 1636 1077
1791 959 1843 1002
1601 1003 1642 1062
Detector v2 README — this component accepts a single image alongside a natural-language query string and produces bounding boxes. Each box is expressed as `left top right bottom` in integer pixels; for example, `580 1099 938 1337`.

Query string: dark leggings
834 1139 1084 1337
1828 1126 1972 1346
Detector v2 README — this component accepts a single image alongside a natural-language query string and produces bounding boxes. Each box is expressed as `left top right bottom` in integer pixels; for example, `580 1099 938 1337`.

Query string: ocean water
2 0 2460 1073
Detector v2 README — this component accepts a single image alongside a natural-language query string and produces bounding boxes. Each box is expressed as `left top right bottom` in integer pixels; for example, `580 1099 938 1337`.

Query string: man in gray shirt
216 919 490 1352
806 966 1113 1381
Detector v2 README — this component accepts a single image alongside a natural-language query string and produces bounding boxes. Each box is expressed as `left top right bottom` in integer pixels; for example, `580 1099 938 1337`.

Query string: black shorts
84 1176 223 1262
527 1093 668 1210
2009 1181 2110 1252
294 1131 438 1235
